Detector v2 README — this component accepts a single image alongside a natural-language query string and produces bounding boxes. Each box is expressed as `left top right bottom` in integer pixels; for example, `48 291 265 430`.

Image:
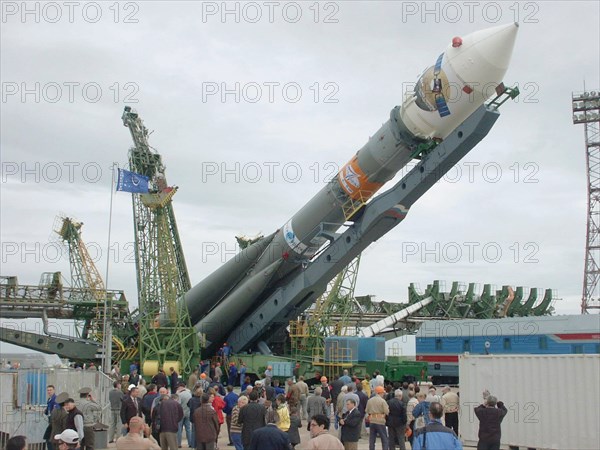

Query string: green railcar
365 358 428 384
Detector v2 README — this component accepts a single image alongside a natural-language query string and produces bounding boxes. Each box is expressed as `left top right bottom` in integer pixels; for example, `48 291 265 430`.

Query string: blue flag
116 168 149 193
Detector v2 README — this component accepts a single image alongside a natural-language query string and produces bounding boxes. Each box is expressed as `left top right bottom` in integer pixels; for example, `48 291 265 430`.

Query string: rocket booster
190 23 519 346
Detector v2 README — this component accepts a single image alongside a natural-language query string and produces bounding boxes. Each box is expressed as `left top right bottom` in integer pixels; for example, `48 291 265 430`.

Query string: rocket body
190 23 519 347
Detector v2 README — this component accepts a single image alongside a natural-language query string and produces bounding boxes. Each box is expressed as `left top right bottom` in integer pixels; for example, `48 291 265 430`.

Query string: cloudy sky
1 1 599 355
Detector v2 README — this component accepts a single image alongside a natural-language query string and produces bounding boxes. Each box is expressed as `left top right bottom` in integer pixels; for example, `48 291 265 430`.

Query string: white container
459 354 600 450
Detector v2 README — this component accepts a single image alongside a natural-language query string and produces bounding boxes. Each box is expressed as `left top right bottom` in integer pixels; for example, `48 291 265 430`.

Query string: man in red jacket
209 388 226 449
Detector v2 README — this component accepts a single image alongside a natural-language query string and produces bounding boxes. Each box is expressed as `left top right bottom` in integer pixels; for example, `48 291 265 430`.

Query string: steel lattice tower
121 107 198 375
572 90 600 313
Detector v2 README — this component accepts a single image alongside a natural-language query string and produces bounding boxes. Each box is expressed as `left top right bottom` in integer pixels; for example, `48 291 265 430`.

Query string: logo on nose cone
415 53 452 117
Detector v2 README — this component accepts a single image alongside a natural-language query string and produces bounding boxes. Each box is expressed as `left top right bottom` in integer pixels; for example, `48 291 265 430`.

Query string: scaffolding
289 255 362 363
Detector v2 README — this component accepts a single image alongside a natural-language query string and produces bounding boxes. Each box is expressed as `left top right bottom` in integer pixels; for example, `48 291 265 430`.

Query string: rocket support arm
0 326 102 361
225 105 500 352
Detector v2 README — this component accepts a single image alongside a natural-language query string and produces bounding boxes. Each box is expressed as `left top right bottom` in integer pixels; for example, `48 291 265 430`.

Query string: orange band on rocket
337 156 384 201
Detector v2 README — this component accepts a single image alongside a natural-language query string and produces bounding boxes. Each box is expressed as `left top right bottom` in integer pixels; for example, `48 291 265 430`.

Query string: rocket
183 23 519 350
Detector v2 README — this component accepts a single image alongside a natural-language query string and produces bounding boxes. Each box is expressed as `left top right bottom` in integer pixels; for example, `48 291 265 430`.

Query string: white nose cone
400 23 519 140
447 22 519 88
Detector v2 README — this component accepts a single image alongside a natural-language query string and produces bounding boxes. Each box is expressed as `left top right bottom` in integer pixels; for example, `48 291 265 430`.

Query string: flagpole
102 163 117 374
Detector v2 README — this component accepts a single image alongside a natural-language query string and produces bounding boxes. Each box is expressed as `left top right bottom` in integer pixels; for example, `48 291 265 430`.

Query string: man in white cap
254 380 265 404
54 429 80 450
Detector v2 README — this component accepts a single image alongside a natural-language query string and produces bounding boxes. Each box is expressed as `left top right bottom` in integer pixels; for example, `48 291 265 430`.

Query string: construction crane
121 106 198 376
55 215 138 362
0 215 136 363
54 216 107 340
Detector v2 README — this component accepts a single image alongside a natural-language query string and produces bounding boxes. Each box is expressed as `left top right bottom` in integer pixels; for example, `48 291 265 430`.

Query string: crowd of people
35 362 507 450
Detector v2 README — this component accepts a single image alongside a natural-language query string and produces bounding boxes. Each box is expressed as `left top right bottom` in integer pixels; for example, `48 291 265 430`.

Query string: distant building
416 314 600 384
0 353 63 369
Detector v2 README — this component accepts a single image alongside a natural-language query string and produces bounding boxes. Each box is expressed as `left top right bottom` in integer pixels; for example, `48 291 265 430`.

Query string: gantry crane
54 215 137 362
55 216 106 340
121 106 198 376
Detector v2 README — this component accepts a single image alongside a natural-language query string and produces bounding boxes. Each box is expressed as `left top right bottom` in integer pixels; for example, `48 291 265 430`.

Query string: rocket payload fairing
184 23 519 348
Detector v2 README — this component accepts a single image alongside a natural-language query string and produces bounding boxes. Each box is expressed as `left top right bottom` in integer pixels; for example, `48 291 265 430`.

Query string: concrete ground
106 421 476 449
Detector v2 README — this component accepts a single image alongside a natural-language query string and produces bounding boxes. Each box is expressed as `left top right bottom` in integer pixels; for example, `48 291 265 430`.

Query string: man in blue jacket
247 422 291 450
44 385 59 450
412 402 462 450
223 385 239 446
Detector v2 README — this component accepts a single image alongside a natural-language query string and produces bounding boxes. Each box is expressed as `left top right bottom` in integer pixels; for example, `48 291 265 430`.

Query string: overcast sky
1 1 599 356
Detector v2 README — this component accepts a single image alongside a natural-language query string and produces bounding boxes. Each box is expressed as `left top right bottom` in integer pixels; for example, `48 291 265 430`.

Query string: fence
0 367 113 447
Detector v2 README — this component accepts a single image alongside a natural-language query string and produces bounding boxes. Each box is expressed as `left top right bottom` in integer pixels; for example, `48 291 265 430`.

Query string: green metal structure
54 216 139 362
0 272 132 361
289 255 362 377
408 280 555 318
122 106 198 375
55 216 107 340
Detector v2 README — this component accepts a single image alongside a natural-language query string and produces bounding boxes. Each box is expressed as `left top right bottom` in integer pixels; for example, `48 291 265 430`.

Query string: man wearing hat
253 380 265 403
365 386 390 450
198 372 210 392
77 387 101 450
51 393 70 448
54 429 80 450
319 376 331 405
64 399 84 444
116 416 160 450
120 386 143 434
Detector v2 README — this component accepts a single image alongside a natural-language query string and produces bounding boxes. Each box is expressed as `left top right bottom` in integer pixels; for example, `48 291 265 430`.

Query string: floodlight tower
572 90 600 313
